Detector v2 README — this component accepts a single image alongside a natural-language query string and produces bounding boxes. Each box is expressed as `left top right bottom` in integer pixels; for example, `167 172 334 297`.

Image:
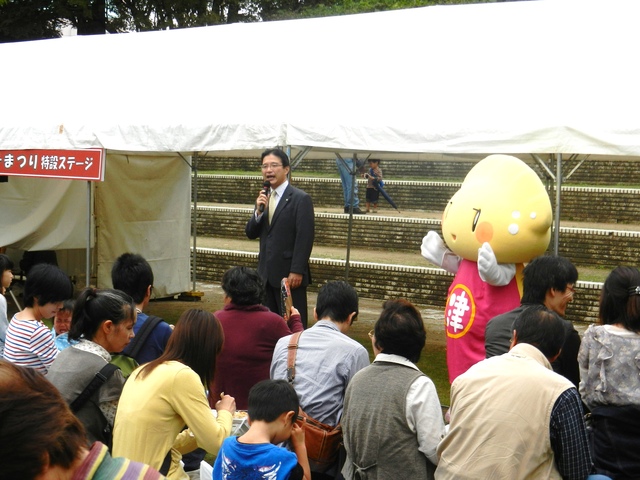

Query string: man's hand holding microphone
256 180 271 214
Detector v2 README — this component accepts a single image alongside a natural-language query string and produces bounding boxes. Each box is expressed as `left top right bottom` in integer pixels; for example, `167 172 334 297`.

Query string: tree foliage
0 0 493 42
0 0 65 42
261 0 491 22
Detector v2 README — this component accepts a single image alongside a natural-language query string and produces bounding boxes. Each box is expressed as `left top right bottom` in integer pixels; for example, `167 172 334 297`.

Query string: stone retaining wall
194 175 640 224
194 206 640 271
198 156 640 186
194 247 602 325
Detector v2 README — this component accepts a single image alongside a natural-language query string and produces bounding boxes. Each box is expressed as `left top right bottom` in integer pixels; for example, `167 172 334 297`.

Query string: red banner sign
0 148 105 181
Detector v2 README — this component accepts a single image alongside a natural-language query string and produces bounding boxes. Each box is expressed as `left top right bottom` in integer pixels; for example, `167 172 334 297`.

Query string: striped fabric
3 316 58 373
72 442 165 480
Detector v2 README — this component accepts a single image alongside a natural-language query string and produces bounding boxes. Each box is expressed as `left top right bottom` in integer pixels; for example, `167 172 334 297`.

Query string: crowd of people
0 149 638 480
1 262 638 480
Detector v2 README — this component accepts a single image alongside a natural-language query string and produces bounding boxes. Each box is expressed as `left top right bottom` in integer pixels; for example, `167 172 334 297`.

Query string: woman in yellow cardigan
113 309 236 479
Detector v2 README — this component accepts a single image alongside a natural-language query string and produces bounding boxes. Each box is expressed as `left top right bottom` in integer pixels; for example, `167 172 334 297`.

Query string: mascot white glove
477 242 516 286
421 231 461 274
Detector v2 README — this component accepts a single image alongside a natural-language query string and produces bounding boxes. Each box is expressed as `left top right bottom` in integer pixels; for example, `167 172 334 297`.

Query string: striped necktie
268 191 277 223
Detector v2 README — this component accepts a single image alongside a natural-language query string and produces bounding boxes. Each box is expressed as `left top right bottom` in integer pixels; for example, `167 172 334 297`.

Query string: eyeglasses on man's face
261 163 283 170
564 284 576 299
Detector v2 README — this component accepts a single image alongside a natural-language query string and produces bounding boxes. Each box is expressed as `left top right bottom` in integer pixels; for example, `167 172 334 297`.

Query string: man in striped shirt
4 263 73 373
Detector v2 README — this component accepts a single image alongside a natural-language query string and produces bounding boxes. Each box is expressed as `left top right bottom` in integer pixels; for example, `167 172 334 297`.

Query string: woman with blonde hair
113 309 235 479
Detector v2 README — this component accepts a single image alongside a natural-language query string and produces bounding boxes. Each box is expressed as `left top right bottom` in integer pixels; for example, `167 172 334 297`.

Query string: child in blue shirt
213 379 311 480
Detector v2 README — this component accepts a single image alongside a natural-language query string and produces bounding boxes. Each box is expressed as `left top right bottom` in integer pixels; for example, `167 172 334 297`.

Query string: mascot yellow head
442 154 552 264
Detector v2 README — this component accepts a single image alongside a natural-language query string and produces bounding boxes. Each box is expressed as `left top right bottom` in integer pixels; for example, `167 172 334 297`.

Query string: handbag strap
287 331 303 384
70 363 120 413
159 449 172 476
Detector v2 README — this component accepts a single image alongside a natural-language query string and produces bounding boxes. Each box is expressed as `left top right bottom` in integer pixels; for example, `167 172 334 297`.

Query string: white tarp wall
0 178 88 250
0 178 91 283
2 0 640 156
0 152 191 295
95 154 191 296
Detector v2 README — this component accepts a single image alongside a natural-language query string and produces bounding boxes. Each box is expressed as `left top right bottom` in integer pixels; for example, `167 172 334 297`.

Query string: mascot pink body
421 155 552 382
445 260 521 382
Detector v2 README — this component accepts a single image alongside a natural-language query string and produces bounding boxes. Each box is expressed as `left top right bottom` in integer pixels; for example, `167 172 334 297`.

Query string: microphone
258 180 271 213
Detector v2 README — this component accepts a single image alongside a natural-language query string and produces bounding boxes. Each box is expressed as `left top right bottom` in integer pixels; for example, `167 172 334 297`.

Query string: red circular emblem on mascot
445 284 476 339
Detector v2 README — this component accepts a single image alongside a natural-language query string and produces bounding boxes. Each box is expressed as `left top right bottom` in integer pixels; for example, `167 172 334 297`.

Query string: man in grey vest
341 299 446 480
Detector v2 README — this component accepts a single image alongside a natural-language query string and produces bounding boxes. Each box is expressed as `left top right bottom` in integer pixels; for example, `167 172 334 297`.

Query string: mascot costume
421 155 552 382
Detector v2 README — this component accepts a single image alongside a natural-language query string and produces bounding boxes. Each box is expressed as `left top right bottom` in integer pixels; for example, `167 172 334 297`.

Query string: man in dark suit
246 148 315 327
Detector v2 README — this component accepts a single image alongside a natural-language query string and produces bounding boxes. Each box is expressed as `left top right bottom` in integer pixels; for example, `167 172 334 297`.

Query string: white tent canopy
0 0 638 292
1 0 640 156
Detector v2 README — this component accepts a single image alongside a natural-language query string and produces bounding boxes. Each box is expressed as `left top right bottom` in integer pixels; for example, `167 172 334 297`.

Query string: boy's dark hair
521 255 578 304
512 304 565 359
221 266 264 306
374 298 426 363
315 280 358 323
23 263 73 308
248 379 299 424
261 148 290 168
111 253 154 304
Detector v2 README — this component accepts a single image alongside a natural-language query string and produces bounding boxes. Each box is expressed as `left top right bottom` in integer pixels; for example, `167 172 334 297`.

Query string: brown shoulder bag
287 331 343 473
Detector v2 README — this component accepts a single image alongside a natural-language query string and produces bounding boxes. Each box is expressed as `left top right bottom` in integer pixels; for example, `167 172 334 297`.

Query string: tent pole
553 153 562 255
86 181 91 287
192 153 198 292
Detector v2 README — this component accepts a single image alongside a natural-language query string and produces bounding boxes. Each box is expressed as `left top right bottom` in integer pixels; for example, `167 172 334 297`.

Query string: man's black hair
260 148 290 168
512 304 565 359
521 255 578 304
315 280 358 323
111 253 154 304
